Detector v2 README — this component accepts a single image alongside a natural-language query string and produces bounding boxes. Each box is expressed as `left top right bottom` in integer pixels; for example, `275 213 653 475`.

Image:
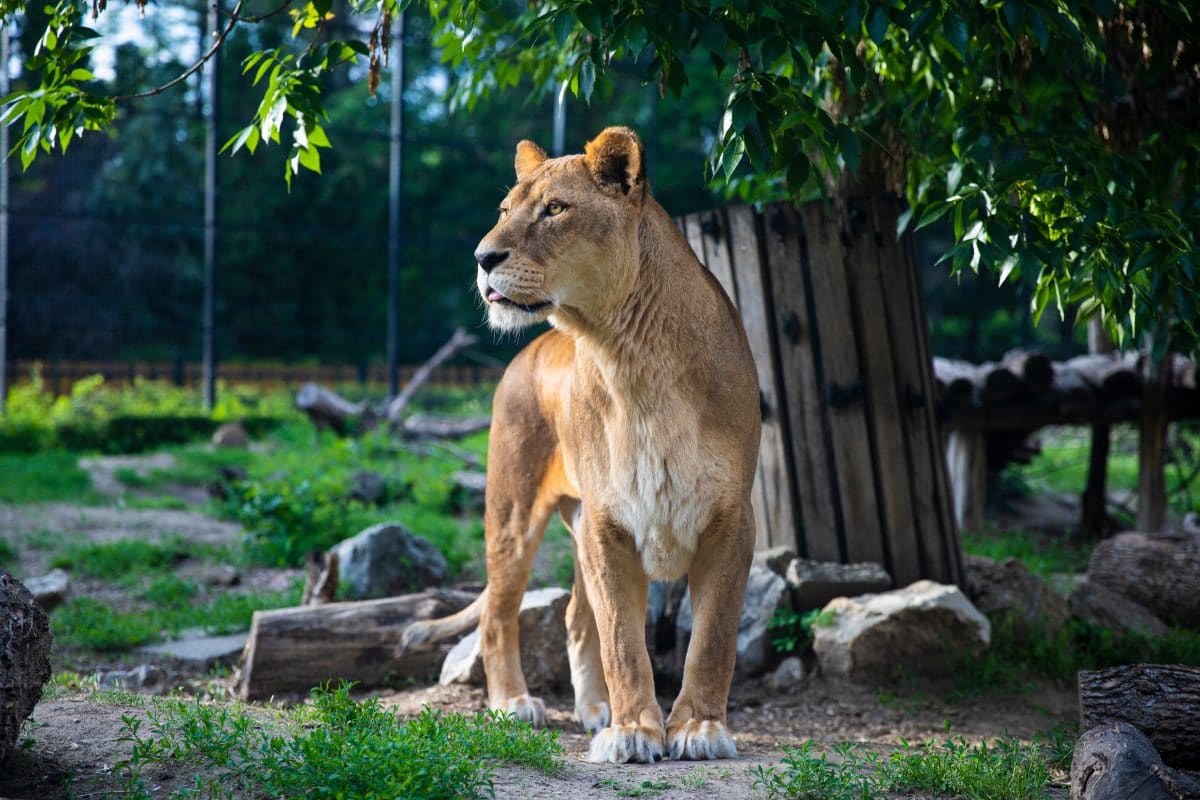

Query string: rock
199 564 241 587
347 471 387 506
963 554 1069 635
753 546 797 578
785 558 892 611
334 523 449 599
677 565 791 675
94 664 167 695
23 568 70 611
813 580 991 681
765 656 806 691
139 631 249 667
1069 578 1168 638
440 587 570 690
0 570 53 763
212 422 249 448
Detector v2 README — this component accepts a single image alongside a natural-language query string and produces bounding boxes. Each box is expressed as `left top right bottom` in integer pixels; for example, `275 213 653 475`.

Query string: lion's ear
515 140 548 181
584 127 645 198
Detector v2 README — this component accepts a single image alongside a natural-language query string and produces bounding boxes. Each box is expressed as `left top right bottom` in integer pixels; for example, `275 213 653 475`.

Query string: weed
0 451 99 503
595 777 675 798
54 597 164 651
117 683 561 800
753 741 873 800
114 467 149 487
961 525 1090 578
0 538 16 566
1035 722 1079 772
50 536 193 580
23 529 57 549
769 607 836 655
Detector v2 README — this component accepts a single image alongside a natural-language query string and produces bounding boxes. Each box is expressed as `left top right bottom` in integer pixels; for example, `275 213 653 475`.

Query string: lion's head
474 127 649 332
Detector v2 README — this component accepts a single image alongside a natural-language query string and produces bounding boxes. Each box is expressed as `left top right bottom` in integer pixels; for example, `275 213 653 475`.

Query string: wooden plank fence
675 197 962 587
4 359 505 396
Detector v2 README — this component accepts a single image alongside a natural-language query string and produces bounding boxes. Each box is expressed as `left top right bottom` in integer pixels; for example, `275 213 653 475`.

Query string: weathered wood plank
797 200 882 565
761 205 839 560
725 205 798 552
698 210 739 303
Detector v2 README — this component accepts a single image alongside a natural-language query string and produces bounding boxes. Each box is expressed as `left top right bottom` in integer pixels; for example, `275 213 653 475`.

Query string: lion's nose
475 249 510 273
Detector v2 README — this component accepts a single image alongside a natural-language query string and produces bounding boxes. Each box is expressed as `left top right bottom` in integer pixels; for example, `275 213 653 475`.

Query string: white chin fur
487 302 551 331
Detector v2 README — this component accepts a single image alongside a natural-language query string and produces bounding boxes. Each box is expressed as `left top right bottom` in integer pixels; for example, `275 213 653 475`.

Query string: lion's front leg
576 511 665 763
666 503 754 760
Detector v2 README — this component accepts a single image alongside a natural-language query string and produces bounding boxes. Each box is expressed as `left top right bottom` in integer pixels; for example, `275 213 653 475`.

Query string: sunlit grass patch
0 450 100 504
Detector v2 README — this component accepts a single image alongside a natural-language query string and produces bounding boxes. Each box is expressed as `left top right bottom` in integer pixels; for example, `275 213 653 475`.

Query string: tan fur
406 127 760 763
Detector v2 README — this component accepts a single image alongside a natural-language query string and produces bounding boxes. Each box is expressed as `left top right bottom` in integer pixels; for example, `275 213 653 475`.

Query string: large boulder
440 588 571 690
1 570 53 763
1069 578 1168 638
211 422 249 448
963 554 1069 635
333 523 449 599
785 558 891 611
813 580 990 681
677 565 791 675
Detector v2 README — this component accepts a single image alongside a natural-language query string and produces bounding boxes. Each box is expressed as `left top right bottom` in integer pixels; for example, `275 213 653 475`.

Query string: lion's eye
545 201 566 216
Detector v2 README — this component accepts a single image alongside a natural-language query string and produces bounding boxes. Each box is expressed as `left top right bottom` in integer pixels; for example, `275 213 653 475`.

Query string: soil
0 465 1076 799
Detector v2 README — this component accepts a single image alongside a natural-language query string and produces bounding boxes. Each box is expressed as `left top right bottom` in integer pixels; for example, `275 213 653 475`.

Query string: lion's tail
397 586 488 655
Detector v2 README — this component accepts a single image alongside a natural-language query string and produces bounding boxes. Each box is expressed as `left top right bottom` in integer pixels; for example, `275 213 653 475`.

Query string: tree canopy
2 0 1197 355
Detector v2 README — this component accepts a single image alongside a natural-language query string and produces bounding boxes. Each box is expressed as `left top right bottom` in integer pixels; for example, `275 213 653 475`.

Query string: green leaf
68 68 94 82
866 6 888 46
946 161 964 194
579 59 595 102
896 207 913 237
916 202 951 231
835 125 860 174
298 145 321 173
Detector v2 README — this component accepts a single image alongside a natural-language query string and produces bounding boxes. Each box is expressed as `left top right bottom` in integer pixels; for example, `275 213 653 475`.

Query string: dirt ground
1 488 1075 799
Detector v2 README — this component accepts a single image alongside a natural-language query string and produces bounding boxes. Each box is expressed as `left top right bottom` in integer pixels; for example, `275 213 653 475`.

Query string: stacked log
933 350 1197 431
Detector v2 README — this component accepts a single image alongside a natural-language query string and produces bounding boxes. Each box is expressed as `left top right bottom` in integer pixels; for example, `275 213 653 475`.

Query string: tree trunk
236 589 476 700
1087 532 1200 626
1079 423 1113 541
1079 664 1200 770
1137 356 1172 533
945 431 987 532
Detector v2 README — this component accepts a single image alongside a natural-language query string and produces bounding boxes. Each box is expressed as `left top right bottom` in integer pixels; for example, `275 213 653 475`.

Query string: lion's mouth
486 287 552 313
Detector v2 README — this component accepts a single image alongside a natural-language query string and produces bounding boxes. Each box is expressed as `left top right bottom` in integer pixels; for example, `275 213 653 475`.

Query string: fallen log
1003 350 1054 393
1070 722 1200 800
295 383 374 435
1087 532 1200 626
1066 353 1141 399
386 327 479 426
402 414 491 440
235 589 477 700
932 357 979 408
980 361 1023 404
1078 664 1200 771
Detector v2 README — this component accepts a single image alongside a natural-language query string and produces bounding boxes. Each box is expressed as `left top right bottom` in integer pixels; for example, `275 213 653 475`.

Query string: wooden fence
675 197 962 587
4 359 505 396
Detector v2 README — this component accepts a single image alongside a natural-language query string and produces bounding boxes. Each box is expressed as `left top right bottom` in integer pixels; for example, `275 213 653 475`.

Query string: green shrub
769 607 836 655
119 684 562 800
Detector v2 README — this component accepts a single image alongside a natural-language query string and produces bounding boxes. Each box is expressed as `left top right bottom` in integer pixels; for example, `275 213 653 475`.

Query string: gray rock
334 522 449 599
813 580 990 681
963 554 1069 635
139 631 249 667
440 587 571 690
23 568 70 611
785 558 892 611
347 471 387 506
212 422 249 448
1069 578 1169 638
765 656 806 690
199 564 241 587
95 664 167 695
1 570 52 763
678 565 791 675
753 546 797 578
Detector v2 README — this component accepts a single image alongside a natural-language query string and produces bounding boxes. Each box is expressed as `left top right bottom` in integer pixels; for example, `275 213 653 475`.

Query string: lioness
403 127 760 764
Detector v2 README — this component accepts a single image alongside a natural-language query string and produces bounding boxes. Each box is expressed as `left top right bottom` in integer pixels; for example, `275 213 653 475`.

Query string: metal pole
552 80 567 156
0 30 10 412
386 12 405 396
201 1 219 410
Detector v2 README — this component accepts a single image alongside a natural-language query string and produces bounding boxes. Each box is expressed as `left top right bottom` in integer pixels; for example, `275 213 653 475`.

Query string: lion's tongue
487 288 506 302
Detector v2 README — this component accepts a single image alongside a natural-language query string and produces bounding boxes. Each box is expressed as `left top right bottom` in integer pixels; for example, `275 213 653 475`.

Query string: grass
753 733 1054 800
961 525 1092 578
118 683 562 800
0 450 100 503
49 535 198 580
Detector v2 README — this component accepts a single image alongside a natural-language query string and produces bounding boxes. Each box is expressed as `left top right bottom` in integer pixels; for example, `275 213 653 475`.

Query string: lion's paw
495 695 546 728
667 719 738 761
587 723 666 764
575 701 611 735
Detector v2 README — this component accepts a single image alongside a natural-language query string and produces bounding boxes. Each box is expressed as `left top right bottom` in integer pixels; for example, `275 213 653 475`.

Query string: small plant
769 607 835 654
0 538 16 565
50 536 194 580
117 683 562 800
752 740 873 800
595 777 676 798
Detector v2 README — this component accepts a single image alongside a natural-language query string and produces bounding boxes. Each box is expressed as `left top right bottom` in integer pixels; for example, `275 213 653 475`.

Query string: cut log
295 383 373 435
932 357 979 408
1087 532 1200 625
1004 350 1054 393
402 414 491 440
1066 353 1142 399
1079 665 1200 771
980 361 1023 404
236 589 477 700
1070 722 1200 800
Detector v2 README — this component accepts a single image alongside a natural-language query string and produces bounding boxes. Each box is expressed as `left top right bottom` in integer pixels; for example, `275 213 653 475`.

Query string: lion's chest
574 398 720 580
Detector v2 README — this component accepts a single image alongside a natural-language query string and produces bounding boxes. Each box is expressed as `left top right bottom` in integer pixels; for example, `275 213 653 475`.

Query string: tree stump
1 570 53 763
1070 722 1200 800
1078 664 1200 770
1087 533 1200 626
